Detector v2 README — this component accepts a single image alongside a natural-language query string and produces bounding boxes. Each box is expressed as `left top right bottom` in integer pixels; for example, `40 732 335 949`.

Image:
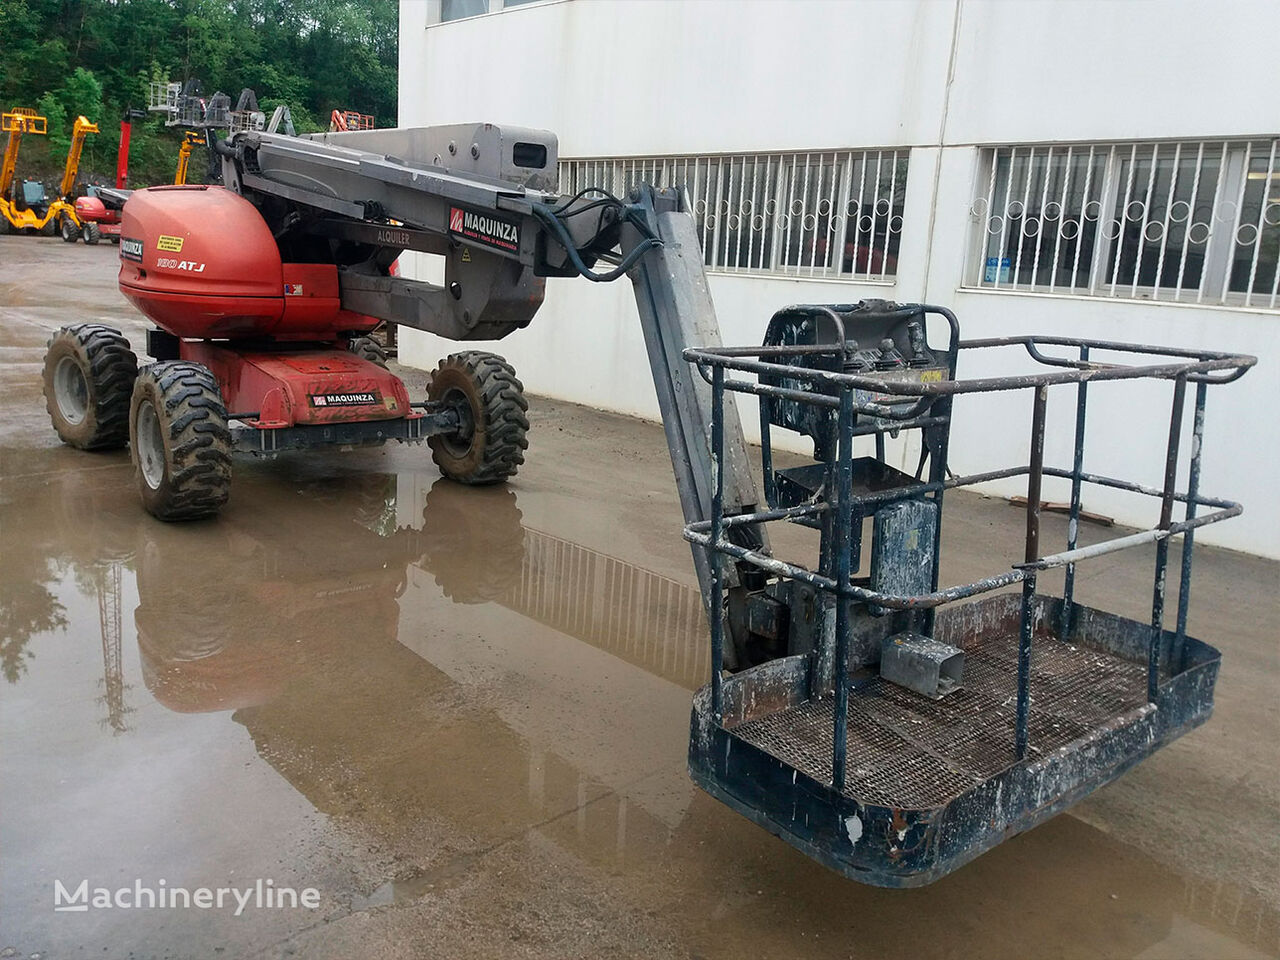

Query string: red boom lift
36 120 1255 888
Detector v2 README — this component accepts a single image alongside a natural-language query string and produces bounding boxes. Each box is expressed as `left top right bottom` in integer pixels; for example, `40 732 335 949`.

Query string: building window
967 139 1280 309
438 0 546 23
440 0 488 21
560 149 910 282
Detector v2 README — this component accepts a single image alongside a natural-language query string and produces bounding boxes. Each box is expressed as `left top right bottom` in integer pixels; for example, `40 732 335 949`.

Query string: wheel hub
53 356 89 425
135 400 166 490
439 387 476 456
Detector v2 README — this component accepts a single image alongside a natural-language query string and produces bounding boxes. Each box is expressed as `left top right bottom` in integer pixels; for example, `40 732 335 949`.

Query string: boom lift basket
682 303 1253 886
148 81 182 115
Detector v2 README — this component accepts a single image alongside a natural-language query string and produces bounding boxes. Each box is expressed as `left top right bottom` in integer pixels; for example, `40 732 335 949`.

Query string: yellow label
919 368 944 382
157 235 184 252
461 247 472 262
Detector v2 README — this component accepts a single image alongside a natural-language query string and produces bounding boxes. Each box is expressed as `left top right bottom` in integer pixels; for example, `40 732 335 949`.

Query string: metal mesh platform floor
729 633 1149 808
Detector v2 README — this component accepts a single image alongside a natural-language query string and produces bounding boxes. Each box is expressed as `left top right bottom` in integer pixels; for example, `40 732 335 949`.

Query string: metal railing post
709 365 726 722
759 393 776 508
1017 385 1049 759
1025 386 1048 564
1173 381 1208 672
1059 345 1089 639
1015 574 1037 759
1149 374 1188 702
830 387 855 791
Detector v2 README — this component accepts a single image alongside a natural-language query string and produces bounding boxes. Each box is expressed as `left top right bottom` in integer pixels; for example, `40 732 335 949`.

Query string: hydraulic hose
529 199 662 283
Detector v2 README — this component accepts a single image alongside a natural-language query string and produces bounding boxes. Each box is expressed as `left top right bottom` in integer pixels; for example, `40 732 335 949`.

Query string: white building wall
398 0 1280 557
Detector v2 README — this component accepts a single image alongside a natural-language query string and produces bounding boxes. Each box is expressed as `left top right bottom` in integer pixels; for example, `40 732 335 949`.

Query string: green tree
58 66 105 126
35 93 69 154
1 0 398 187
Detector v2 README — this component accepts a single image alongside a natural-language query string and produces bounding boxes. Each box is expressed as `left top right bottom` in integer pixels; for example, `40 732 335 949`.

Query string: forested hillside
0 0 397 188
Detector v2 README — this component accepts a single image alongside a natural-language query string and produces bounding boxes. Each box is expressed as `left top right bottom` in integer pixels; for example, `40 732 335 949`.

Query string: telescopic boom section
218 125 767 654
58 116 99 199
117 108 147 189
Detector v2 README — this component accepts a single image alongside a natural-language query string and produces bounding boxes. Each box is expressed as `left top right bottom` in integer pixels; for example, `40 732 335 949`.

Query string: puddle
0 457 1274 959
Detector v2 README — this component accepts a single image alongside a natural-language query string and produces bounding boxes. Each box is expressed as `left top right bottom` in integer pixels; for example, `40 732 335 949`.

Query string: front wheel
82 221 101 245
60 215 79 242
427 351 528 485
129 361 232 521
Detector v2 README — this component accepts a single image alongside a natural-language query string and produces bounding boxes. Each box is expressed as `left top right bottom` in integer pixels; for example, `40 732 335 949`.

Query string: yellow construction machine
0 109 55 235
173 129 205 185
0 109 101 242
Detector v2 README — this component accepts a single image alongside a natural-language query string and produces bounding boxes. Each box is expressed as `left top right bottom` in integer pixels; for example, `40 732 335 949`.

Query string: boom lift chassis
45 122 1255 885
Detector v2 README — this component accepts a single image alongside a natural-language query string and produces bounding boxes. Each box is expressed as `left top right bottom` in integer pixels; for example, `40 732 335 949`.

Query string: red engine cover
75 195 121 231
73 195 108 222
117 186 376 341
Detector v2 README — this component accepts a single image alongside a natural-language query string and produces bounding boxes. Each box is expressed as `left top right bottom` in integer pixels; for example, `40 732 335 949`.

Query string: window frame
559 148 911 284
430 0 564 26
963 137 1280 310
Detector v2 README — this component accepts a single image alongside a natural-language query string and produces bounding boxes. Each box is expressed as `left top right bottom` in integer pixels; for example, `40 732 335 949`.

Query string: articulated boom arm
58 116 99 199
218 123 768 660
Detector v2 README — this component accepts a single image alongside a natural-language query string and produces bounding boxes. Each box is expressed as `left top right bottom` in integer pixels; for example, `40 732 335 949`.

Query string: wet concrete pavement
1 236 1277 959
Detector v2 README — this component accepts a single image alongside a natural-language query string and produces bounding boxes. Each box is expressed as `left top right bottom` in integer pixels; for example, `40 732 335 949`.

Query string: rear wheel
347 335 387 368
427 351 528 485
82 221 101 245
129 361 232 521
0 216 10 235
39 217 56 237
60 215 79 242
42 324 138 449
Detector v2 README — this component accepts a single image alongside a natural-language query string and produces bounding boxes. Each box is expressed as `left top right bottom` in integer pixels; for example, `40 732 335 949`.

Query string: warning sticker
309 391 380 408
448 206 520 254
157 235 185 252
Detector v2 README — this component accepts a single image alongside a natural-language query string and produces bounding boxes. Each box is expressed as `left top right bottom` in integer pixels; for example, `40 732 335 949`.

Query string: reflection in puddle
95 561 132 733
1 465 1275 959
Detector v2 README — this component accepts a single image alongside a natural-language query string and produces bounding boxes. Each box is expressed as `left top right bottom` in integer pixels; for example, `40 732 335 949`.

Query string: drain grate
730 633 1148 808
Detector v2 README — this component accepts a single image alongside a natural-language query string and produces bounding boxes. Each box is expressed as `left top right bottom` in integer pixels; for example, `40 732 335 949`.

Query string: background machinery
149 80 294 185
114 107 147 189
330 108 375 132
71 107 148 244
0 108 103 242
37 120 1255 886
172 130 205 185
54 114 102 243
0 109 52 235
